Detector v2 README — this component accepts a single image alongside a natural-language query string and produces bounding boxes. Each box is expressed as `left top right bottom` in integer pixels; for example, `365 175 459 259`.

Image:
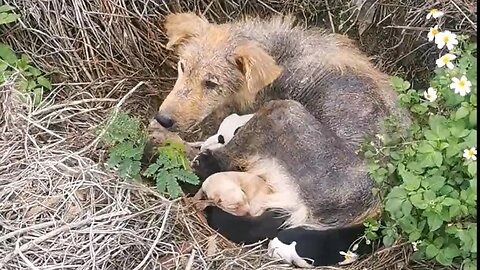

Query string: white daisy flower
436 53 456 69
427 25 440 42
338 251 359 265
426 9 444 19
435 31 459 50
424 87 438 102
463 147 477 161
450 76 472 96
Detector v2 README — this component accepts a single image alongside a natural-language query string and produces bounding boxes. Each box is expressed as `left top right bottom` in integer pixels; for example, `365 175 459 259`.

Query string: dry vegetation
0 0 476 269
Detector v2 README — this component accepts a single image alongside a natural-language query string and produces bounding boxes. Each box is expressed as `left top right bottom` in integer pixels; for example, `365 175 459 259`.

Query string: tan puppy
196 171 273 217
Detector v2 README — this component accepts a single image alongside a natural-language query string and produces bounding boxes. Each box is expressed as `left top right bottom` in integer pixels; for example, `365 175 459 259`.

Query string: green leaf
385 198 404 214
469 109 477 127
417 142 434 153
165 175 182 198
432 151 443 167
0 5 15 12
170 168 200 185
106 154 122 168
0 44 17 64
401 200 413 216
382 235 395 247
409 231 421 242
426 244 439 259
455 106 470 120
467 162 476 176
387 186 407 199
424 175 445 192
410 193 427 209
449 204 461 218
426 212 443 232
442 197 460 206
0 13 20 25
462 130 477 147
423 190 436 201
428 115 450 140
435 250 453 266
32 88 42 106
401 170 421 191
143 163 160 177
37 76 52 90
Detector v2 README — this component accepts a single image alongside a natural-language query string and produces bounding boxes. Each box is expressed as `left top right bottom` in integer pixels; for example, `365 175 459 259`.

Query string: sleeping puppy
195 171 273 216
200 113 254 152
268 225 372 267
204 205 287 245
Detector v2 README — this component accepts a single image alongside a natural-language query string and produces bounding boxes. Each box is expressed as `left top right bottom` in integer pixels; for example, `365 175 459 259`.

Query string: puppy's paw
191 150 221 179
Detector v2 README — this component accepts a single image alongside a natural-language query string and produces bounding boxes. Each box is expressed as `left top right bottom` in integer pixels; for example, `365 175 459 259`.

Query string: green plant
363 35 476 269
143 139 199 198
99 112 199 198
99 111 146 180
0 4 51 106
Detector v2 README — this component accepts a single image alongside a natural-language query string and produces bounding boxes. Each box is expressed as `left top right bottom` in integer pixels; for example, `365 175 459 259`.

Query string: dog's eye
204 79 218 90
218 135 225 144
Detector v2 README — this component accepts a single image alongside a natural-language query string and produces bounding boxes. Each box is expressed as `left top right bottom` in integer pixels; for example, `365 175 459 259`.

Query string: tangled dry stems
0 0 475 269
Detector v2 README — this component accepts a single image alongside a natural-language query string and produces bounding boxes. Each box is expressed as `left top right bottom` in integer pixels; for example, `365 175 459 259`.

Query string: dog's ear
234 41 283 97
164 13 209 50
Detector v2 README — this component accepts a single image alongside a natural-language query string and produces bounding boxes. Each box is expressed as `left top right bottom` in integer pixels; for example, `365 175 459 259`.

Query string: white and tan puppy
196 171 273 216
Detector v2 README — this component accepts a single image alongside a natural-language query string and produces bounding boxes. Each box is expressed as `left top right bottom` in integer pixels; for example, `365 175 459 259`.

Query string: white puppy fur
200 113 254 152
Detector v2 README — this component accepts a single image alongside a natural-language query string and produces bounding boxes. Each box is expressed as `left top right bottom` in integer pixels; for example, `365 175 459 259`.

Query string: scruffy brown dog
152 13 410 229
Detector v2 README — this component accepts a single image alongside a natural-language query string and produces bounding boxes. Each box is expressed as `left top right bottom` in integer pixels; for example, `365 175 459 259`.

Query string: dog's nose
155 113 175 129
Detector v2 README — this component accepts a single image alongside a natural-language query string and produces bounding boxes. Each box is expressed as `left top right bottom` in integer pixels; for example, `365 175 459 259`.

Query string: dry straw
0 0 475 269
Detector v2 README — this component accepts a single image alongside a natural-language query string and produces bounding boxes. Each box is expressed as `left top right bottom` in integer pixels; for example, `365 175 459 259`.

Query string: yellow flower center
431 28 439 35
468 150 474 156
459 81 465 87
431 8 438 13
443 36 449 43
442 56 450 63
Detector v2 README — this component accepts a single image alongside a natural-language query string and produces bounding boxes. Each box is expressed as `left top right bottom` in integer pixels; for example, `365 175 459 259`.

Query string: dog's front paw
190 150 222 179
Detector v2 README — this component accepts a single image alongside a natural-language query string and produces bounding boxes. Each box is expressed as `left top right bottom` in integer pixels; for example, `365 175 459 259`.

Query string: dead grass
0 0 475 269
